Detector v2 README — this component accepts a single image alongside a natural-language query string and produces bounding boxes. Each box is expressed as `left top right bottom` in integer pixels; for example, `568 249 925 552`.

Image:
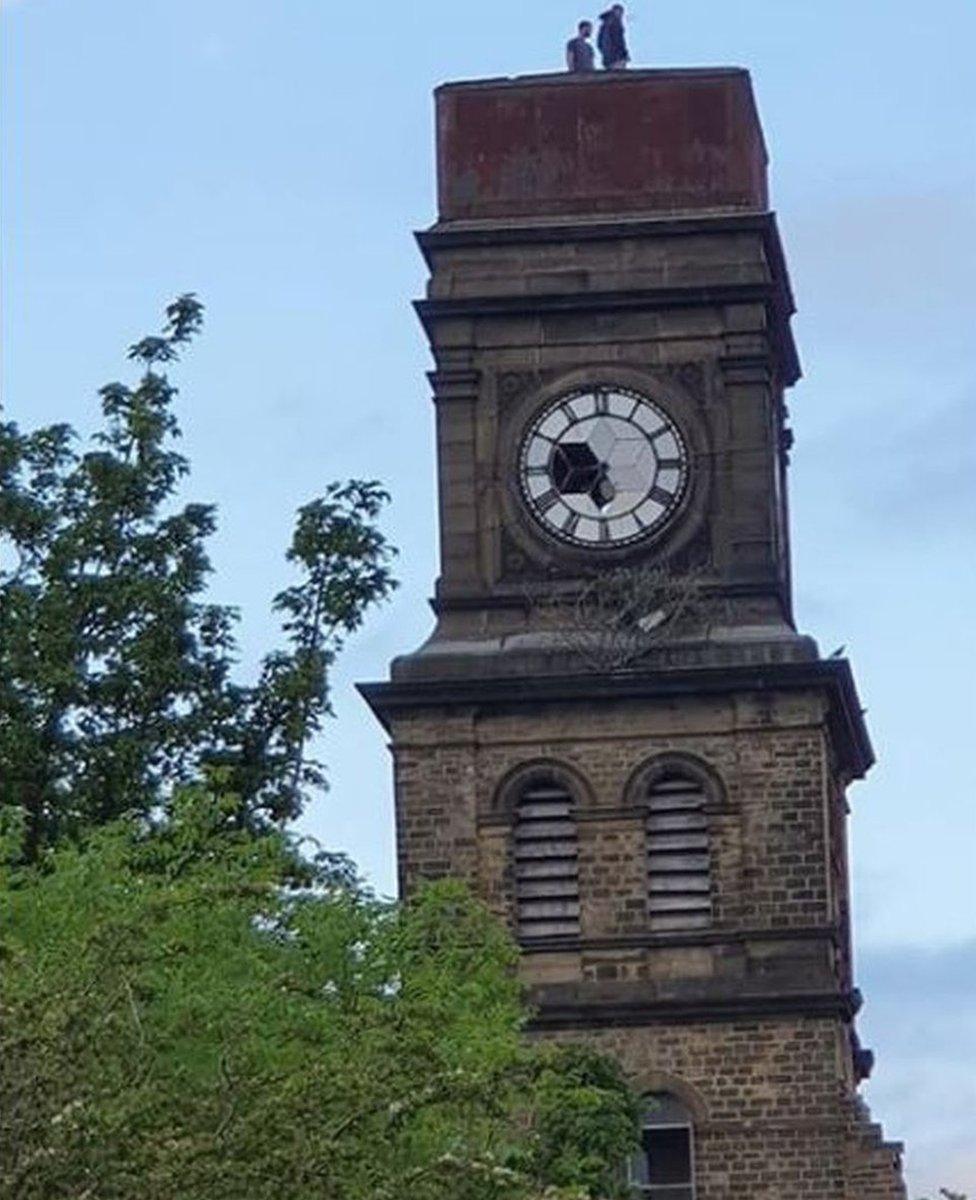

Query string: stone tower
361 68 907 1199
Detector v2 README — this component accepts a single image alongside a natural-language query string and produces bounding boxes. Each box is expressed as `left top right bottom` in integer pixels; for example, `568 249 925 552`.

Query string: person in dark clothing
597 4 630 69
565 20 596 72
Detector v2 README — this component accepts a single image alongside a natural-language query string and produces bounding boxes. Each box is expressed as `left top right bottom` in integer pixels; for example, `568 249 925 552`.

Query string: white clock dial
518 386 689 548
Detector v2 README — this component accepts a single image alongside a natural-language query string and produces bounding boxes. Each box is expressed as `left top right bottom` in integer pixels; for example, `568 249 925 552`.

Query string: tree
0 795 640 1200
0 297 397 858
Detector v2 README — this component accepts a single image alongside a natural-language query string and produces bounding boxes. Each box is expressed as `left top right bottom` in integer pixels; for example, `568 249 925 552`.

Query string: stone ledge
358 658 873 778
527 987 861 1029
515 923 842 953
435 68 768 220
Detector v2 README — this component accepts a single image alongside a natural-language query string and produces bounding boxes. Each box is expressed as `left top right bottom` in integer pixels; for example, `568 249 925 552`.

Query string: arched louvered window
513 777 580 940
629 1093 696 1199
646 773 712 932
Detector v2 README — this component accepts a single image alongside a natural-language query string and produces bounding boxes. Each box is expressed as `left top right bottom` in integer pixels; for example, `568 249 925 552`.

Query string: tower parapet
435 68 769 222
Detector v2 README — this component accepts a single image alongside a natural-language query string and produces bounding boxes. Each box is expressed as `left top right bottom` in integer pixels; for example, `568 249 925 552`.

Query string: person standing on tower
597 5 630 69
565 20 596 72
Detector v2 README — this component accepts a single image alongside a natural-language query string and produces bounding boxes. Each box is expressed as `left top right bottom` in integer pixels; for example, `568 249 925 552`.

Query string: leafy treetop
0 795 640 1200
0 296 397 859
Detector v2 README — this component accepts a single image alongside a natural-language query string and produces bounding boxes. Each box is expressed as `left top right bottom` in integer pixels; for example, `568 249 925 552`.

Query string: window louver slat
514 840 579 860
647 833 709 852
515 781 579 940
647 853 710 872
518 900 580 919
517 876 580 898
515 858 579 880
648 876 711 894
647 812 707 833
514 818 576 838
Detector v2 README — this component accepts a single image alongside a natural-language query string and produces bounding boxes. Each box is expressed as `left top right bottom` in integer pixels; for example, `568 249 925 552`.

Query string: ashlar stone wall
386 682 906 1198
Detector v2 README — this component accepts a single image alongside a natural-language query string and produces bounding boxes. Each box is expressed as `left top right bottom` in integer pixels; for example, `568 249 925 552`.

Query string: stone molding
511 923 843 954
491 757 596 816
528 988 862 1030
359 658 873 778
415 211 799 385
623 750 730 810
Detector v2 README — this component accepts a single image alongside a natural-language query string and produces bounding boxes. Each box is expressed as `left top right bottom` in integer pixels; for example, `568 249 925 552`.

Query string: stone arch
624 750 728 811
629 1071 711 1127
494 758 595 817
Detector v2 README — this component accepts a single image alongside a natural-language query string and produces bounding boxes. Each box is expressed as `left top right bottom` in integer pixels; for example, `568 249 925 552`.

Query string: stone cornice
358 658 873 779
527 987 862 1031
417 209 784 278
430 579 792 614
414 211 799 386
515 923 842 953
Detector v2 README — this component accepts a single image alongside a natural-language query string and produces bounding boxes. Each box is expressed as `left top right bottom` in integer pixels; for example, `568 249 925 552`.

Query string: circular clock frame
517 385 690 550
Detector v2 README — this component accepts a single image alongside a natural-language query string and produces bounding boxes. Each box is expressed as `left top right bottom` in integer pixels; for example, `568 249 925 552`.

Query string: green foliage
0 797 639 1200
0 297 397 857
0 298 641 1196
525 1045 642 1195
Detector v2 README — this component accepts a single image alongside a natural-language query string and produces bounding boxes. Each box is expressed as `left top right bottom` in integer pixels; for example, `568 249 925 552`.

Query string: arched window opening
513 777 579 940
645 773 711 932
629 1093 696 1199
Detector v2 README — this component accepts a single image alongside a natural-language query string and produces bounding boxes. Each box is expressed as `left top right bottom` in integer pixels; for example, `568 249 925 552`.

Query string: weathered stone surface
375 681 904 1197
409 209 800 667
435 69 768 221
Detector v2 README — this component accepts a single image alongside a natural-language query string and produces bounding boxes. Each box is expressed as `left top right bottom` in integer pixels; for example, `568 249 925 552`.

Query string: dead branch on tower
527 564 710 672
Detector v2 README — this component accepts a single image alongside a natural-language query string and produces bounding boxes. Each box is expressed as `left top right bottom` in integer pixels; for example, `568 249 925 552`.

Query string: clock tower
362 69 908 1198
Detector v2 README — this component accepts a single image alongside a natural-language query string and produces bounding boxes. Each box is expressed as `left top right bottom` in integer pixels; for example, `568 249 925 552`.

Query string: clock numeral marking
597 519 611 543
559 402 577 425
650 485 677 506
594 389 609 414
536 489 560 514
561 511 581 537
657 457 683 471
524 465 549 477
628 398 641 420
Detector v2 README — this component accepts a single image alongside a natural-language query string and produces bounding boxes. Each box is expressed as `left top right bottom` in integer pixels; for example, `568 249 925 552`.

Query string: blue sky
3 0 974 1191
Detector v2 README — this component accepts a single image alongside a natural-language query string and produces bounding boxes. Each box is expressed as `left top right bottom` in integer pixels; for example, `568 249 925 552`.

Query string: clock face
518 386 689 548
